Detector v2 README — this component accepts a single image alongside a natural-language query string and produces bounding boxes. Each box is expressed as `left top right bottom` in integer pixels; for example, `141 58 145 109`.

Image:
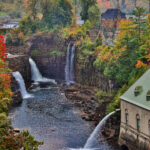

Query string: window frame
125 109 128 125
136 114 140 131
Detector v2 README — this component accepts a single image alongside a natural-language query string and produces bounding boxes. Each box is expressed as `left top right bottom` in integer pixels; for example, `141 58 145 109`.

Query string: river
9 84 120 150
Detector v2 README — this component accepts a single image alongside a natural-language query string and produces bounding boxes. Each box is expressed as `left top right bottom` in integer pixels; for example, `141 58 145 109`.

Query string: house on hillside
101 8 126 43
119 69 150 150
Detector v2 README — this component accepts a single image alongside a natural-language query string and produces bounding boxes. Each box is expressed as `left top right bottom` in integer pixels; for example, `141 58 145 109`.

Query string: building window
125 109 128 125
136 114 140 131
148 120 150 134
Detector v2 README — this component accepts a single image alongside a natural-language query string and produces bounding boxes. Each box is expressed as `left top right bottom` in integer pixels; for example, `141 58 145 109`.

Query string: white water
67 111 119 150
65 43 75 85
12 71 32 99
84 111 116 149
6 53 13 56
29 58 56 84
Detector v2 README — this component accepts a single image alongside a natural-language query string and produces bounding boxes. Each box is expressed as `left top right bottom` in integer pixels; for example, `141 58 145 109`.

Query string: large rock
7 55 31 88
6 55 31 105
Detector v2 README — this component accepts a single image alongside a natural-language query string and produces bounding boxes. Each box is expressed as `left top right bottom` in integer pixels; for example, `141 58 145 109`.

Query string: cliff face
7 32 117 92
27 32 67 80
6 55 31 105
7 55 31 88
75 48 117 93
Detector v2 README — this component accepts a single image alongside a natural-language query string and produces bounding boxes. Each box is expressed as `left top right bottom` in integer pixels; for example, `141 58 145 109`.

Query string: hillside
97 0 150 13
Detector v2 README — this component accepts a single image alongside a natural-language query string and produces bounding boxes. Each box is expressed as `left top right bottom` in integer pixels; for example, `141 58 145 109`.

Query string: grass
31 49 39 55
0 11 8 17
49 50 64 56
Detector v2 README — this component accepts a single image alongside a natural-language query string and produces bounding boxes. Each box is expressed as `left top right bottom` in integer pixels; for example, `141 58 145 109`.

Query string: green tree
132 7 146 41
41 0 73 28
88 4 100 26
80 0 97 21
40 0 56 20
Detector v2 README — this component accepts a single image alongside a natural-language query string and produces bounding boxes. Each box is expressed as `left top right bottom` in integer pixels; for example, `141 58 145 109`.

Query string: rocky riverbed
61 83 120 147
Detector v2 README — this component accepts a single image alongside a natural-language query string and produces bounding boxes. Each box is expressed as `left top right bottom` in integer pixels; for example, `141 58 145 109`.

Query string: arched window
125 109 128 125
148 120 150 135
136 114 140 131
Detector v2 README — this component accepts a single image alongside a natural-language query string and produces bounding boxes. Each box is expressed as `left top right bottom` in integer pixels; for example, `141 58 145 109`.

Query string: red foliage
0 35 7 61
1 131 24 150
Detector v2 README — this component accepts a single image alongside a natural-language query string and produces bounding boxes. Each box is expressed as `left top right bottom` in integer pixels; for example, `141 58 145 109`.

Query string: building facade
119 69 150 150
101 8 126 44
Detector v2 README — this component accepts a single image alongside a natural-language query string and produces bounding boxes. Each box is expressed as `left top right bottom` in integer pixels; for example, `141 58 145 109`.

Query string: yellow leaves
118 19 135 40
146 13 150 24
119 19 133 29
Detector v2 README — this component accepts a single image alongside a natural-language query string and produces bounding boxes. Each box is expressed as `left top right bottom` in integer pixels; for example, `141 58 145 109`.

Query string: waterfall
6 53 13 56
84 111 116 149
65 43 75 85
29 58 56 84
12 71 32 99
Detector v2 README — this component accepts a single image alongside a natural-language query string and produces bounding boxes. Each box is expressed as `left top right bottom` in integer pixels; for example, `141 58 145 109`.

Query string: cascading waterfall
12 71 32 99
29 58 56 84
65 43 75 85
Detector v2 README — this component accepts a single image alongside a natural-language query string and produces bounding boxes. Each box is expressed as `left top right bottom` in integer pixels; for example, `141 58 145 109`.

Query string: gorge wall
74 48 117 93
7 32 117 93
27 32 67 80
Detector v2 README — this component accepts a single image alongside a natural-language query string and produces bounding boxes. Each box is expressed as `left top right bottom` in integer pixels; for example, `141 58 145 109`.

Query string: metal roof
120 69 150 110
101 9 126 19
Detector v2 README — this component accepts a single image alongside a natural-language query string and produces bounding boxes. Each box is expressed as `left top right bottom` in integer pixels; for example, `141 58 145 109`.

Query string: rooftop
101 9 126 19
120 69 150 110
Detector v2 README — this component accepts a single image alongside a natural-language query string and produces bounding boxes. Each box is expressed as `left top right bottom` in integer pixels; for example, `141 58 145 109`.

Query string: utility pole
116 0 119 8
149 0 150 13
74 0 77 16
134 0 137 8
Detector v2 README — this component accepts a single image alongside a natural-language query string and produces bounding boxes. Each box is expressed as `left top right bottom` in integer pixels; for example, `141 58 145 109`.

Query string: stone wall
119 100 150 150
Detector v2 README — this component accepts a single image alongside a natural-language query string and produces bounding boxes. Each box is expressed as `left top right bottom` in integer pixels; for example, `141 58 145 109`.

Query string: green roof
120 69 150 110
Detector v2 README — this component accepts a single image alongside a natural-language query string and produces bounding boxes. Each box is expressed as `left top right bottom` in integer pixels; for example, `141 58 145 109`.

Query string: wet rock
11 91 22 106
13 128 20 133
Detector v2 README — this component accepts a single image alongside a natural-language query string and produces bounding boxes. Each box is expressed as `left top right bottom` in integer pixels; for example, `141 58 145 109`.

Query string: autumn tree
24 0 38 20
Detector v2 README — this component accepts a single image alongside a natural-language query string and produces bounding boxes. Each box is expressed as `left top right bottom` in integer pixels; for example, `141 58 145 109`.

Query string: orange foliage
136 60 147 68
18 32 24 39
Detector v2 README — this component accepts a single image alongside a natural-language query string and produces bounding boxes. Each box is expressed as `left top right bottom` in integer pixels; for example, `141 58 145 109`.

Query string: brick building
101 8 126 42
119 69 150 150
